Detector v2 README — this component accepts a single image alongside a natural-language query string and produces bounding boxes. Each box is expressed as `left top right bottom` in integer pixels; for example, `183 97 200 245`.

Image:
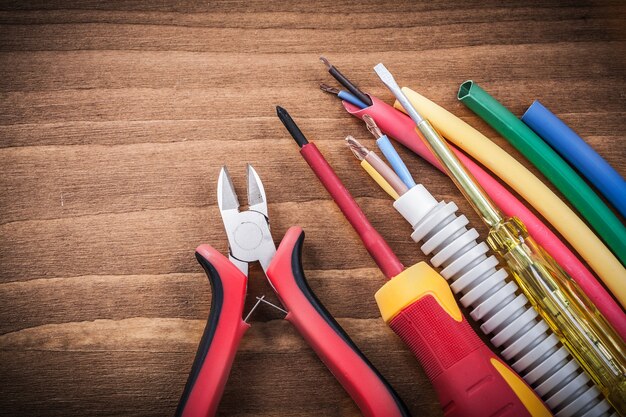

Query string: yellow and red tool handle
176 227 410 417
376 263 551 417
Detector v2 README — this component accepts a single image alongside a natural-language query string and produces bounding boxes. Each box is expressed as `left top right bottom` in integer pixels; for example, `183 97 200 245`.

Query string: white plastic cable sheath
393 185 616 417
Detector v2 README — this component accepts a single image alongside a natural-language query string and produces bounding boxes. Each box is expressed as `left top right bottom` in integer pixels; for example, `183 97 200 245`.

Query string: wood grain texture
1 1 625 416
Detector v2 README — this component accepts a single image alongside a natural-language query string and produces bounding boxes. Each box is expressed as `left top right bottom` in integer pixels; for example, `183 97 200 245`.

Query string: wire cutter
175 165 410 417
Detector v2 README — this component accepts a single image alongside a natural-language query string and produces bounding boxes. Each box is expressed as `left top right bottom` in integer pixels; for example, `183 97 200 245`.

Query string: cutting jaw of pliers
175 166 410 417
217 164 275 276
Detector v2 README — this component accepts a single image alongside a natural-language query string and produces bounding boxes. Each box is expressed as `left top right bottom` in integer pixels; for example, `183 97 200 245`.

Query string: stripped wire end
363 115 383 139
319 83 339 95
346 136 408 200
345 136 368 161
319 56 332 70
321 56 373 107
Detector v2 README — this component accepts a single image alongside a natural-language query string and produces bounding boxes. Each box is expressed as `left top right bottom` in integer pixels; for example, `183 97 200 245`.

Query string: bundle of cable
343 125 614 416
344 116 616 417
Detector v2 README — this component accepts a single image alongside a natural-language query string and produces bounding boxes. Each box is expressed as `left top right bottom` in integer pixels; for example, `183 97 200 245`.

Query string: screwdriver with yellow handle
373 63 626 415
277 105 551 417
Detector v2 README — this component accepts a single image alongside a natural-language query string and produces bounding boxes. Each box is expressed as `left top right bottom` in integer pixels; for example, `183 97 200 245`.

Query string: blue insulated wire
522 100 626 218
338 90 368 109
376 135 416 188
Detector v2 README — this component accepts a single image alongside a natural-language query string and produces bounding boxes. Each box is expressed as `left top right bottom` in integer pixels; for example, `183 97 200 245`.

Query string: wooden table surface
1 1 625 416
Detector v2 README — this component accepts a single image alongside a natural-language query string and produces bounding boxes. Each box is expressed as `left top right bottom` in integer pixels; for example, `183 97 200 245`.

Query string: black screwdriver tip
276 105 287 118
276 106 308 148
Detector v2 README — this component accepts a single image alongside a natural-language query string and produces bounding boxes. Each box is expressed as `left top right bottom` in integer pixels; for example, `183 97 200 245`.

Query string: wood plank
0 318 438 416
1 199 450 282
0 13 624 53
1 1 624 416
0 44 624 93
0 267 390 334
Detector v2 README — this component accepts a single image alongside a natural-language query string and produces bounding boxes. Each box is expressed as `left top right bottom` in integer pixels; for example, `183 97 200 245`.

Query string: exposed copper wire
319 56 372 106
345 136 409 197
319 83 340 95
363 114 383 139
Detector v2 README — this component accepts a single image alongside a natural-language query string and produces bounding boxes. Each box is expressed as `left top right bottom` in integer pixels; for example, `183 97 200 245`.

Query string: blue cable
522 100 626 218
334 90 415 188
376 135 416 188
338 90 368 109
334 89 415 188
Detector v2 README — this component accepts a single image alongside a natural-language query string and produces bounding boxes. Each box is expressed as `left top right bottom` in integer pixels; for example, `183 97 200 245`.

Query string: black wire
321 58 372 107
276 106 309 148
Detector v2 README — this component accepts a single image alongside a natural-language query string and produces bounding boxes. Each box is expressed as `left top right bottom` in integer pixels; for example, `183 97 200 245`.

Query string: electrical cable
320 87 416 191
320 57 373 107
394 87 626 311
345 136 408 197
341 104 620 416
362 161 399 200
457 81 626 267
347 141 400 200
521 100 626 218
276 106 404 279
320 83 369 109
339 95 626 341
362 115 416 189
318 71 626 332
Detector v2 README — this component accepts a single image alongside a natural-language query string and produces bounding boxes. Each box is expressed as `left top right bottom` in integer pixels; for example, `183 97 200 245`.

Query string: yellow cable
395 87 626 308
361 160 399 200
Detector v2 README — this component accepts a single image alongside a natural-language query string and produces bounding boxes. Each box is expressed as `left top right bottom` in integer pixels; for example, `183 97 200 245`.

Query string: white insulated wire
393 185 615 417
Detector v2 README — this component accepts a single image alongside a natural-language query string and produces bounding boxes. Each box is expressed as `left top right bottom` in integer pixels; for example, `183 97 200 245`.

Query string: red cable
300 142 404 279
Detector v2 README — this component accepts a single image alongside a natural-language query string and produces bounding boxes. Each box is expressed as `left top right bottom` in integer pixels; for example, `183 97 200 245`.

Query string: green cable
458 80 626 265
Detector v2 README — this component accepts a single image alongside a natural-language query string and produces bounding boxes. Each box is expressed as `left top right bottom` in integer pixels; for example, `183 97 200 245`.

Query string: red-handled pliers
175 165 411 417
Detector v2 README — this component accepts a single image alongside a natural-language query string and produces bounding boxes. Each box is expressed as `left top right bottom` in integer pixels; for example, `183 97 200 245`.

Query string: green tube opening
457 80 474 101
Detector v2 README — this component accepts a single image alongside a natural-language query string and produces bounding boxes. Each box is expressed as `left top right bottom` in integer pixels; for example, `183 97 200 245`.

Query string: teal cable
458 81 626 265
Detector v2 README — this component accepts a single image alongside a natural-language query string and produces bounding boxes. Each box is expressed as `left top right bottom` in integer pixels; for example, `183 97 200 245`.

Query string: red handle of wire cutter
266 226 410 417
175 245 249 417
376 263 549 417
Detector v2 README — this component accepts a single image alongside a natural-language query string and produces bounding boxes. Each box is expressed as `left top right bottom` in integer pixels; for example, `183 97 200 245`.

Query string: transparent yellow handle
488 217 626 414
